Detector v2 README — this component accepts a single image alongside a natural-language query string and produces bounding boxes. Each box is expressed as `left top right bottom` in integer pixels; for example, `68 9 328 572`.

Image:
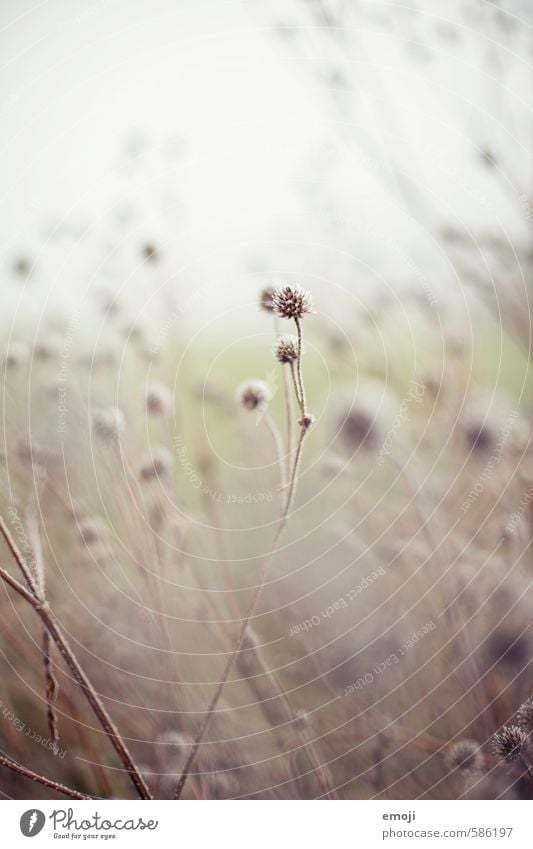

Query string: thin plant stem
26 511 60 753
0 563 40 607
282 365 294 483
0 753 90 799
0 515 152 800
42 629 60 752
294 317 307 417
264 412 287 496
175 312 312 800
0 514 39 597
289 361 301 409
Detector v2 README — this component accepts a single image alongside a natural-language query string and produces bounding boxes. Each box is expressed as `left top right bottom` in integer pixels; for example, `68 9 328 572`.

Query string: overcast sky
1 0 532 340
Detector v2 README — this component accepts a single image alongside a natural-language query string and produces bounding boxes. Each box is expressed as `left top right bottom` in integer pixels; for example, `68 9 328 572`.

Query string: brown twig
0 515 152 800
0 753 90 799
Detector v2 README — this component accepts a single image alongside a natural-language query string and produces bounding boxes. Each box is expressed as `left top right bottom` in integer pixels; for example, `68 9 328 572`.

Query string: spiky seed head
259 287 276 313
492 726 528 763
146 382 173 416
516 698 533 732
237 379 271 411
272 285 313 320
78 517 106 546
446 740 483 773
92 407 125 442
274 336 299 364
139 447 173 481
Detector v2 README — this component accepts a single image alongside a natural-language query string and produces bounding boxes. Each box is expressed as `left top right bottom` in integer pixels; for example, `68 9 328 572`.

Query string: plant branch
0 753 90 799
0 515 152 800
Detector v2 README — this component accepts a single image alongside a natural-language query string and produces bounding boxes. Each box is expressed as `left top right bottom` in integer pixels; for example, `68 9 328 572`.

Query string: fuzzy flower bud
237 380 271 412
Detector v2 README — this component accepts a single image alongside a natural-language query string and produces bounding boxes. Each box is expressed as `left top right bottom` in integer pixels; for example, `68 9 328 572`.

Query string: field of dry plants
1 253 533 802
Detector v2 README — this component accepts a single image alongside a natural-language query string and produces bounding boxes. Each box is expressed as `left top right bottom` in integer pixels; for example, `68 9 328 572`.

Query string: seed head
274 336 299 364
34 337 61 363
272 285 313 320
516 698 533 732
78 517 106 546
340 407 377 448
237 380 271 412
492 726 528 763
446 740 483 774
92 407 125 442
2 342 28 370
259 287 276 313
293 709 310 731
146 382 173 416
139 447 173 481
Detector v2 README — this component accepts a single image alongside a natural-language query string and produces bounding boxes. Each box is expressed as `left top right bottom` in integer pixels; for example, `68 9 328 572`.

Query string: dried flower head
78 517 106 546
237 380 271 411
492 726 528 763
274 336 299 364
2 342 28 370
516 698 533 732
293 709 310 731
446 740 483 774
340 406 377 448
487 628 530 669
465 419 496 453
34 337 61 363
139 447 173 481
272 285 313 320
259 287 276 313
92 407 125 442
143 242 159 262
146 382 173 416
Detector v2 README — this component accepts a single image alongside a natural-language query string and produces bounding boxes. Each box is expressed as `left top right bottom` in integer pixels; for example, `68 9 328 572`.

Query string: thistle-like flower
274 336 299 364
272 285 313 320
237 380 271 412
146 382 173 417
446 740 483 774
92 407 125 442
516 698 533 732
259 287 276 313
492 726 528 763
139 447 173 481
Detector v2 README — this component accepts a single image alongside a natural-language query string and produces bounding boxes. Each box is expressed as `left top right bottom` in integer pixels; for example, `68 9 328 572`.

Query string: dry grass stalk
0 753 90 799
0 514 152 800
174 286 316 799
